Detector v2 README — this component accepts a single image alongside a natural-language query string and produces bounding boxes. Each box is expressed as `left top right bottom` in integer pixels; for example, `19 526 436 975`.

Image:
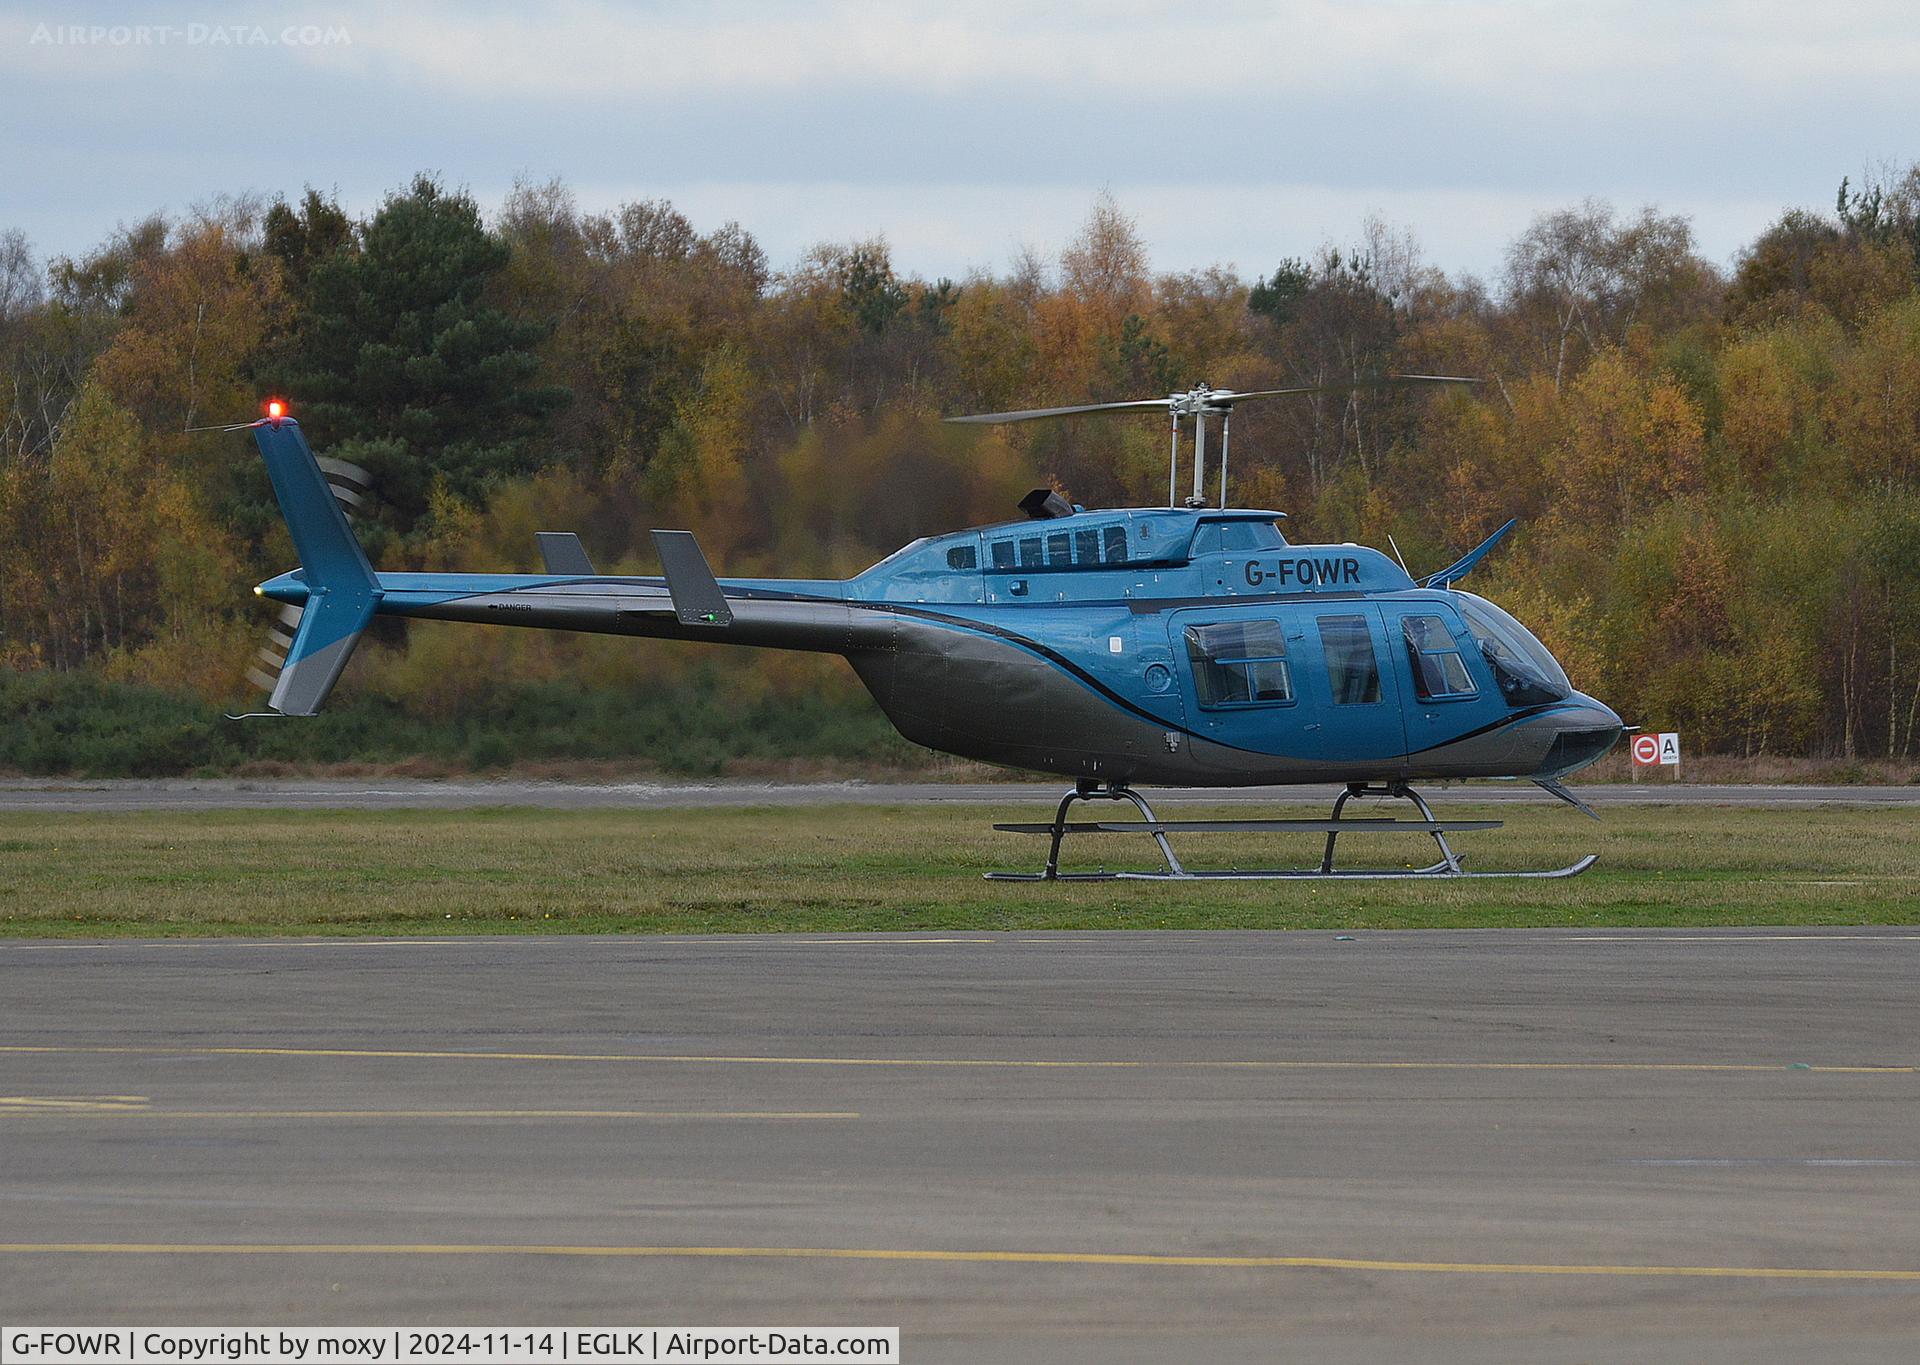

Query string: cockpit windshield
1455 592 1572 706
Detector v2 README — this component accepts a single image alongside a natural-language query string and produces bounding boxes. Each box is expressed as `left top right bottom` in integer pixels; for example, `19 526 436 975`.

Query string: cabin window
1047 531 1073 565
947 544 977 570
1075 527 1101 563
1193 521 1287 555
990 540 1015 570
1319 615 1381 704
1225 520 1285 551
1184 621 1294 707
1019 536 1044 568
1103 525 1129 563
1402 614 1477 700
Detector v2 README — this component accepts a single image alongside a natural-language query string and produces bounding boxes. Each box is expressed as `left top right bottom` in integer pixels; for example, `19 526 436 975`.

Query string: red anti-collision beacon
264 398 288 424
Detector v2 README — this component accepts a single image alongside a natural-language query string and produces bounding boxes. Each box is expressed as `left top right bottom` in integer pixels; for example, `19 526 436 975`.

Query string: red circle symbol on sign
1631 734 1660 764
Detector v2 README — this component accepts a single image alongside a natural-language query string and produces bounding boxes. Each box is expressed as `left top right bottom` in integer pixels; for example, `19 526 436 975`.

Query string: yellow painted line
0 1108 854 1120
0 1045 1910 1073
0 1095 147 1111
0 1243 1914 1281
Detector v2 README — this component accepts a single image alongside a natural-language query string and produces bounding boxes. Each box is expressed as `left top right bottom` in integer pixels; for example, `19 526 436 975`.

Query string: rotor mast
1172 384 1228 510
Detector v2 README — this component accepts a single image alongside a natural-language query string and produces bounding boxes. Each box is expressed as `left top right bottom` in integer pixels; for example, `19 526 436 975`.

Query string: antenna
947 375 1477 510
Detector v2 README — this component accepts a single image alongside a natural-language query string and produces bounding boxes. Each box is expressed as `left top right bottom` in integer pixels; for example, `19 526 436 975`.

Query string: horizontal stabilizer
537 531 597 576
650 529 732 627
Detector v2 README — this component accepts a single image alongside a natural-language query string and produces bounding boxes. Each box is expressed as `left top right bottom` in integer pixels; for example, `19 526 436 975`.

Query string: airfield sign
1632 733 1680 768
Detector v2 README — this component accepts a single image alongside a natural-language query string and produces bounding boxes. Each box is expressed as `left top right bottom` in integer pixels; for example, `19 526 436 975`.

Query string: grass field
0 800 1916 935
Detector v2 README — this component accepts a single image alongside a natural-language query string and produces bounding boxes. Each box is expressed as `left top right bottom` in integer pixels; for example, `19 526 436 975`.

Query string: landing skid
987 781 1598 882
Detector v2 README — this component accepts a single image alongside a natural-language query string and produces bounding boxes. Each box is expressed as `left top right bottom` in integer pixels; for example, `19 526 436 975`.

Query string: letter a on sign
1658 732 1681 765
1631 734 1660 765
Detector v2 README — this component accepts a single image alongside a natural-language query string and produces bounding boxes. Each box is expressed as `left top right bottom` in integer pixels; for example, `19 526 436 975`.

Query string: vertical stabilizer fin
251 417 381 714
650 529 733 627
537 531 597 576
253 418 377 595
267 588 379 716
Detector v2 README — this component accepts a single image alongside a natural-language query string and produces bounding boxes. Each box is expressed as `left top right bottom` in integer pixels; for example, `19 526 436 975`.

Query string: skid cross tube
988 781 1597 881
1322 782 1460 873
1034 781 1186 879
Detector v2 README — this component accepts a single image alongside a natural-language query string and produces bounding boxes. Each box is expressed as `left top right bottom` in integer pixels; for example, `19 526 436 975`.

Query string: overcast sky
3 1 1917 286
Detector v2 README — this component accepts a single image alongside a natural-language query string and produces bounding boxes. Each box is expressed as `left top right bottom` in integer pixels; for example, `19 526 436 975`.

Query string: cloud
1 1 1915 277
297 0 1920 111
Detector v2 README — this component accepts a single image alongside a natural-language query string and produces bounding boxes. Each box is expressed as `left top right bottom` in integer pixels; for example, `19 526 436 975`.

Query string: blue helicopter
239 378 1623 881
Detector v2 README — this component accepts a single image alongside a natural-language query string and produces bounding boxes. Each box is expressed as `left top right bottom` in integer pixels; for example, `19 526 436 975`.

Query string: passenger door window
1184 620 1294 707
1318 614 1381 704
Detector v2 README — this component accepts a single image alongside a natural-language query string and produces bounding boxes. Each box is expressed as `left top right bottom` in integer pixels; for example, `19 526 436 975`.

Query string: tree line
3 168 1919 765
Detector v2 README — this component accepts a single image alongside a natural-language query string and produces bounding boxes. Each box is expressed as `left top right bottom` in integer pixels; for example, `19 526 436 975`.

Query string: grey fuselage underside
384 578 1595 787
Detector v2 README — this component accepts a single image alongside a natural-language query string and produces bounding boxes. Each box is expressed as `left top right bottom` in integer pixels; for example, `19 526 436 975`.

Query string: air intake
1019 488 1073 520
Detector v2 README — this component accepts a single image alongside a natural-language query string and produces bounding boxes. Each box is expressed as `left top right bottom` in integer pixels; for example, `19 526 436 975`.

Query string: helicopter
235 378 1624 881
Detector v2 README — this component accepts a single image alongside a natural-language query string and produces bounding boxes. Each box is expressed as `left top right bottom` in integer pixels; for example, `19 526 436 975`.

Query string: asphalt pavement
3 930 1917 1362
2 777 1917 812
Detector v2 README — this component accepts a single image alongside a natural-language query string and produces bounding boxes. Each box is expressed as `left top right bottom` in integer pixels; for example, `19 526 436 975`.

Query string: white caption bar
1 1329 900 1365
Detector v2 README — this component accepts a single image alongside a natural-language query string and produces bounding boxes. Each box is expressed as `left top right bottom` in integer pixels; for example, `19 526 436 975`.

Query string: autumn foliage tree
6 165 1920 769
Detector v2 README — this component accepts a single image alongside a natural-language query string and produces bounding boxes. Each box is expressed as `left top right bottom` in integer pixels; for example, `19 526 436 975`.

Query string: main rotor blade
945 375 1480 424
944 399 1178 424
1210 375 1480 406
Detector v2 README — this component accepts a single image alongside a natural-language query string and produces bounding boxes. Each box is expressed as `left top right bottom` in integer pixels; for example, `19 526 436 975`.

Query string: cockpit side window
946 544 977 570
1402 614 1477 700
1103 525 1129 562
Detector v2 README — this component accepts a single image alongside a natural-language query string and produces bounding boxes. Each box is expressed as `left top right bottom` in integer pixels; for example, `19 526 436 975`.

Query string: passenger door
1294 605 1408 767
1165 608 1298 770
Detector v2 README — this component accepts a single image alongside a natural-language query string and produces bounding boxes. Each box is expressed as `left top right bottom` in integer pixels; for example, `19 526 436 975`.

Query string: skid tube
986 780 1598 881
